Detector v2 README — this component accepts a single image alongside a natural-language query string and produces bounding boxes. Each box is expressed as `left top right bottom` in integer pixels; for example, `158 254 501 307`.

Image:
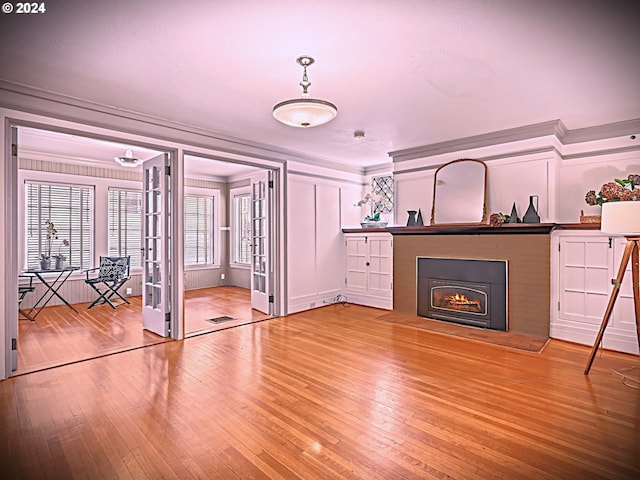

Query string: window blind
25 182 93 270
184 194 213 265
108 189 143 267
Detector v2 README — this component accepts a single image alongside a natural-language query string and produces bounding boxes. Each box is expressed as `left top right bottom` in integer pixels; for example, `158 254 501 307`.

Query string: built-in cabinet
344 232 393 310
551 230 639 354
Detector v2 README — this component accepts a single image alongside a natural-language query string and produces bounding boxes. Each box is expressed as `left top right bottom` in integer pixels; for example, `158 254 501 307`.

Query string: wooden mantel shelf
343 222 601 235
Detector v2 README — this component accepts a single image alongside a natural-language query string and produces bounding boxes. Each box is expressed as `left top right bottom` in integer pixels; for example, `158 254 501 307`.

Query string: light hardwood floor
16 286 270 375
2 303 639 479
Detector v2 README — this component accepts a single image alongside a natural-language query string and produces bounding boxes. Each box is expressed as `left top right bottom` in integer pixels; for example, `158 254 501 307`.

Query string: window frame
23 178 95 272
230 185 252 269
183 186 220 270
107 187 143 269
371 175 394 215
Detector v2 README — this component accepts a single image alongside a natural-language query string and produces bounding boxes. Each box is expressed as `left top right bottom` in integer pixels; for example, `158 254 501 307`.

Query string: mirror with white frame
430 158 488 225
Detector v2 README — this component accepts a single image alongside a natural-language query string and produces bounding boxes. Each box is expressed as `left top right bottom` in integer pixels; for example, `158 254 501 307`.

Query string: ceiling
2 0 639 169
18 127 261 179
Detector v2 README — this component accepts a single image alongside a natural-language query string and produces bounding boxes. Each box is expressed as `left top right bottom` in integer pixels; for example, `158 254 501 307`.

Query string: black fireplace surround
417 257 507 330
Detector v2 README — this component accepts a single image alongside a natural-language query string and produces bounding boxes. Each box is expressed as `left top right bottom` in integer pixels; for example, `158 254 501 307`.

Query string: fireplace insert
417 257 507 330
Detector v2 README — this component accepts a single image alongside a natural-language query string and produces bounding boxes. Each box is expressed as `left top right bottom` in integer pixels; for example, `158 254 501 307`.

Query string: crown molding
389 118 640 164
389 120 565 163
562 118 640 144
0 79 363 175
363 161 394 176
392 146 561 176
288 169 363 186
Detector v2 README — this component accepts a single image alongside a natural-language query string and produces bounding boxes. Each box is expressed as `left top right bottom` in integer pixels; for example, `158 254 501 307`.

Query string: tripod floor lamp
585 201 640 375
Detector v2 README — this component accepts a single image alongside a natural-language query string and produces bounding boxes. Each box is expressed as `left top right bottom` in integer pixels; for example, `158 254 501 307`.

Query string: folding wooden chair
18 275 36 321
85 256 131 309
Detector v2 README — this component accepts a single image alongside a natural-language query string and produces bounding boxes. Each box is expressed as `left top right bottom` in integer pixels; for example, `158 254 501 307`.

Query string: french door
10 126 19 371
142 153 171 336
250 171 272 314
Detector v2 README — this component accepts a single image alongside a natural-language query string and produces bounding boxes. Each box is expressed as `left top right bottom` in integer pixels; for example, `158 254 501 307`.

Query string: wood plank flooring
2 303 639 479
184 286 271 336
379 311 549 352
16 286 269 376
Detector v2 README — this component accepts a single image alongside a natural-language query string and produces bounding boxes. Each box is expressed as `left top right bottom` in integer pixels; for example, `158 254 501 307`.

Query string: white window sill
230 263 250 270
185 264 221 271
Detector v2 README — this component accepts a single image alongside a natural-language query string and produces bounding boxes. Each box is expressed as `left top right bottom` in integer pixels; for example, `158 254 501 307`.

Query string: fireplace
417 257 507 330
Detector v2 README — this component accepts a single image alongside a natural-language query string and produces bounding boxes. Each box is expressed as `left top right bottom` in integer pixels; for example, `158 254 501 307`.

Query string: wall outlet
126 288 132 295
220 273 225 280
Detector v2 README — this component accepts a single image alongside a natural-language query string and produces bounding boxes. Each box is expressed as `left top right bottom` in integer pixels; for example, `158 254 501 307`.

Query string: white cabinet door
610 236 638 335
345 236 368 293
344 233 392 309
367 236 393 295
559 236 610 324
554 233 639 354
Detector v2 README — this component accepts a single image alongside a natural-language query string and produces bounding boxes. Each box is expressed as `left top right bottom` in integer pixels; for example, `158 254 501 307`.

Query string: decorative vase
40 258 51 270
407 210 417 226
522 195 540 223
55 257 64 269
416 209 424 226
507 202 520 223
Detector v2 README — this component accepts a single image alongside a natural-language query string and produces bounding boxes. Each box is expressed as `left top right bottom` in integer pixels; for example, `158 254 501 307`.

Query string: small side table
23 266 80 319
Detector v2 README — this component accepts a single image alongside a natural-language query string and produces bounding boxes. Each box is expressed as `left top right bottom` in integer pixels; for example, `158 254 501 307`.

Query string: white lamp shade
600 201 640 235
272 98 337 128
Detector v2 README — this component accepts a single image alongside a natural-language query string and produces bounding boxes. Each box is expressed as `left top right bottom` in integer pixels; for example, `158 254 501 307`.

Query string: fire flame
443 293 481 310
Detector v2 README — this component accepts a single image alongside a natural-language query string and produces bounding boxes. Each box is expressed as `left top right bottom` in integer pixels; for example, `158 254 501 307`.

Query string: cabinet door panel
584 293 609 323
584 267 610 293
368 237 392 294
346 237 368 291
563 241 586 265
559 236 611 322
586 242 609 267
564 266 585 291
612 237 636 329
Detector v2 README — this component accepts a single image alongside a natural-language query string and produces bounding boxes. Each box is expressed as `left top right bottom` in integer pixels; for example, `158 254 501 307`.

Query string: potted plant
53 239 70 269
355 192 388 228
583 174 640 223
39 219 58 270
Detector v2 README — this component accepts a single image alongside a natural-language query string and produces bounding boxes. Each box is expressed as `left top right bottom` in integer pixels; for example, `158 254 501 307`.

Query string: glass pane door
142 153 170 336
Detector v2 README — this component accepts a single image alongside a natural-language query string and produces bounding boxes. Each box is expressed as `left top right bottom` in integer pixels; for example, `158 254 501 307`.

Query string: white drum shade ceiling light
114 149 143 168
273 56 338 128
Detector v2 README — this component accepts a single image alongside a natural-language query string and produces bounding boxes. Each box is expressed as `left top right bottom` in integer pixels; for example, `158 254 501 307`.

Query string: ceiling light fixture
114 149 143 168
273 56 338 128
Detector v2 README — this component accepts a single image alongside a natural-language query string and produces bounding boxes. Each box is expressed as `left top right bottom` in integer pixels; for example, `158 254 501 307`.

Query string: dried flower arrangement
585 174 640 206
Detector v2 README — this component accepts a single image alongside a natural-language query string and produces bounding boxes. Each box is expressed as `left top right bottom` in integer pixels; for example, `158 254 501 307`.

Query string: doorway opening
9 125 282 375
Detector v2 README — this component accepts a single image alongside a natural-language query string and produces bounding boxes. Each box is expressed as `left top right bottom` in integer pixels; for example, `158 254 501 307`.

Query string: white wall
394 170 434 226
393 136 640 225
287 166 363 313
557 151 640 222
395 151 559 224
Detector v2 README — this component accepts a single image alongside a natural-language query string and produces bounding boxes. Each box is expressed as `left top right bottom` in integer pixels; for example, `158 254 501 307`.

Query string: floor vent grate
205 316 235 324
